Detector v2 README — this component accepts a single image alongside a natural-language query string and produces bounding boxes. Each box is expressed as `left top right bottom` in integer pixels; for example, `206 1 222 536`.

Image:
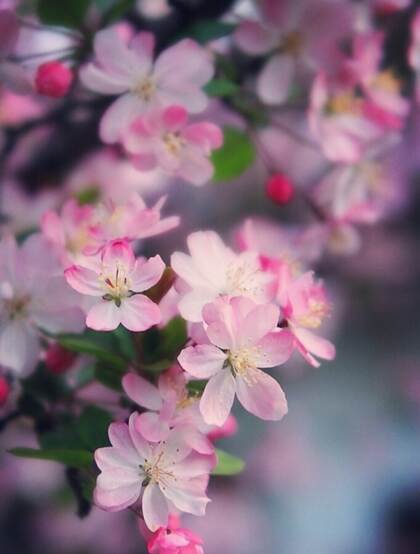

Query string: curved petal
142 483 169 531
99 93 146 144
254 329 294 367
130 255 165 292
136 411 169 442
236 369 288 421
234 21 278 55
119 294 161 332
80 63 130 94
64 265 103 296
257 54 294 105
86 301 122 331
237 303 280 346
94 481 141 512
200 370 236 426
122 373 162 410
178 344 226 379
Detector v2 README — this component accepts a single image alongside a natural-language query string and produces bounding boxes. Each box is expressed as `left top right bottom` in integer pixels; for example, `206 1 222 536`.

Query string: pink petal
200 370 236 426
102 239 135 271
254 329 294 367
294 327 336 362
130 255 165 292
86 301 122 331
142 483 169 531
178 344 227 379
234 21 278 55
237 303 280 346
0 320 39 376
94 480 141 512
128 413 153 459
94 28 148 78
80 63 130 94
95 447 137 471
122 373 162 410
182 122 223 150
108 422 139 462
236 369 288 421
162 105 188 132
64 265 103 296
257 54 294 105
177 289 216 322
161 478 210 516
100 93 146 144
119 294 161 331
178 147 214 186
136 411 169 442
129 31 155 66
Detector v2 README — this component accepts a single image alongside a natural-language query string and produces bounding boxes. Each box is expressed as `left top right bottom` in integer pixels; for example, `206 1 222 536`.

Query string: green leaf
212 449 245 476
77 406 113 451
37 0 91 28
204 79 239 98
40 420 85 451
186 20 236 44
159 317 187 359
186 379 207 395
9 448 93 468
58 333 127 369
74 186 101 206
101 0 135 24
94 363 125 391
211 127 256 182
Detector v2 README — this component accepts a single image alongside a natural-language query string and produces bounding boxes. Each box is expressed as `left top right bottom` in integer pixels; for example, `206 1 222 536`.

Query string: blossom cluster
0 0 418 552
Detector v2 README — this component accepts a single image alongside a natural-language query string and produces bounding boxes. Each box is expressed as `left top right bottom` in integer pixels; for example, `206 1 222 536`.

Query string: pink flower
0 9 19 57
178 296 293 426
122 367 225 451
65 239 164 332
409 9 420 102
35 60 73 98
80 29 214 143
144 513 204 554
122 106 223 186
234 0 352 105
42 194 179 264
94 413 214 531
277 271 335 367
0 234 85 376
171 231 276 322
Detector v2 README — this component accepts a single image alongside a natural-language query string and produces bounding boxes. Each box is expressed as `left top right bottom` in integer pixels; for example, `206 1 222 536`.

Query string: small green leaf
204 78 239 97
101 0 135 24
77 406 113 451
74 186 101 206
211 127 256 182
37 0 91 28
58 334 127 369
94 363 125 391
186 20 236 44
9 448 93 468
212 449 245 476
159 316 187 359
186 380 207 395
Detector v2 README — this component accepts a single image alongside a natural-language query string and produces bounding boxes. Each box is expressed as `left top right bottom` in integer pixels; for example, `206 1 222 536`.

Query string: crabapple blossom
42 194 179 264
0 234 85 376
122 106 223 186
65 239 164 332
234 0 352 105
35 61 73 98
94 412 215 531
265 173 294 205
142 513 204 554
178 296 293 426
276 270 335 367
122 366 236 448
171 231 276 322
80 28 214 143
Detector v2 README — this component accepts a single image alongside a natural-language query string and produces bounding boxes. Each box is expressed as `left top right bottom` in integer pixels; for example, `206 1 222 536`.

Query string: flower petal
142 483 169 531
119 294 161 332
178 344 226 379
86 301 122 331
122 373 162 410
200 370 236 426
236 369 288 421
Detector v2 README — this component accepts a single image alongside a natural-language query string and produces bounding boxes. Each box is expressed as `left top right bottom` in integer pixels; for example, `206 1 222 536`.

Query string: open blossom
65 239 164 331
0 234 84 376
94 413 214 531
171 231 276 322
42 194 179 264
80 28 214 143
122 106 223 186
142 513 204 554
122 366 236 448
178 296 293 426
234 0 352 105
277 270 335 367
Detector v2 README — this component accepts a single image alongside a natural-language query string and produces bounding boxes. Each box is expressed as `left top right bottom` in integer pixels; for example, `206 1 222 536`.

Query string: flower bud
45 343 76 374
35 61 73 98
266 173 294 205
0 376 10 407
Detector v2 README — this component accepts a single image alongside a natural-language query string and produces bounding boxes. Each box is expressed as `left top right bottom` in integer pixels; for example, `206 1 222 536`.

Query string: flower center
3 294 30 320
225 261 263 297
142 452 174 486
372 70 400 93
163 132 185 156
99 262 132 302
327 92 363 115
297 298 329 329
228 347 258 376
281 31 302 56
132 76 156 101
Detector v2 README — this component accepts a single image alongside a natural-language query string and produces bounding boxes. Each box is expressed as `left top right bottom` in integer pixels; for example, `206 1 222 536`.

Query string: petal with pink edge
178 344 226 379
130 255 165 292
119 294 161 332
254 329 294 367
200 370 236 426
236 368 288 420
122 373 162 410
65 265 103 296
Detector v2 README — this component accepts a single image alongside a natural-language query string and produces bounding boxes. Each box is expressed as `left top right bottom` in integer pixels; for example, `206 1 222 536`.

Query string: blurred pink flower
123 105 223 186
80 28 214 143
143 513 204 554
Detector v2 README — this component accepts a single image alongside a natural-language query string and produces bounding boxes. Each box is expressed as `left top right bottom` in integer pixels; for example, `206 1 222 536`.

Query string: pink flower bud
44 344 76 374
266 173 295 205
0 376 10 407
35 61 73 98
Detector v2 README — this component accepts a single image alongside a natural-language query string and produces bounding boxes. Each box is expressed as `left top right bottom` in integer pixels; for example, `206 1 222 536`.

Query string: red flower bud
45 344 76 374
0 376 10 407
265 173 294 205
35 61 73 98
